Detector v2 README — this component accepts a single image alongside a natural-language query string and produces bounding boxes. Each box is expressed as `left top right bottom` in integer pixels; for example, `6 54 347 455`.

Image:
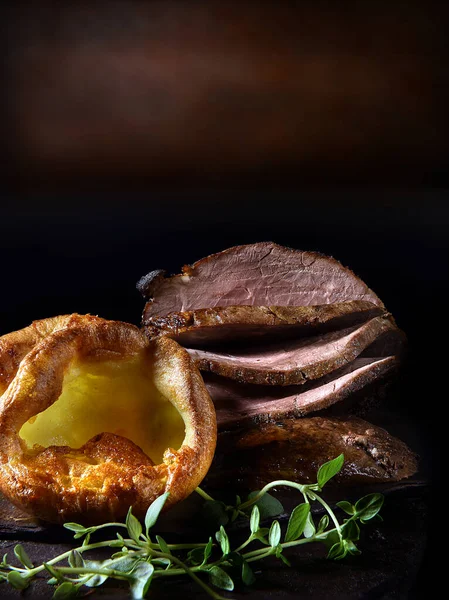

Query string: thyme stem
238 480 305 512
195 487 216 502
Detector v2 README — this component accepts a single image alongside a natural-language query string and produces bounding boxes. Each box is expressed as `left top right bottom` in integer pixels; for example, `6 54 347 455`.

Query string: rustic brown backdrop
3 1 449 190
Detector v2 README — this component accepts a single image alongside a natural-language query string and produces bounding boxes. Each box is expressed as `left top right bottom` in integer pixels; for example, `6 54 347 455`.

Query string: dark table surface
0 487 431 599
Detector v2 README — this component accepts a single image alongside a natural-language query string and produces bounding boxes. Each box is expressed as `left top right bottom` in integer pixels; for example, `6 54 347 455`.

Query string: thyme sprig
0 454 384 599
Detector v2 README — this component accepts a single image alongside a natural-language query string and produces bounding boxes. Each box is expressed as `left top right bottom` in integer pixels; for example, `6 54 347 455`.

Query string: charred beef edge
141 301 390 344
136 269 166 300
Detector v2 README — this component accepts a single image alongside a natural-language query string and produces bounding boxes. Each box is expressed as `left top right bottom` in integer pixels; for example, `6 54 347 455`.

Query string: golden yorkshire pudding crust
0 314 74 395
0 315 217 524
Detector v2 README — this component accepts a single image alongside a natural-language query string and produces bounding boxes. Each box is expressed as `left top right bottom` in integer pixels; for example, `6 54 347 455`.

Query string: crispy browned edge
208 415 418 487
188 315 404 385
0 315 217 524
0 314 74 395
142 300 385 339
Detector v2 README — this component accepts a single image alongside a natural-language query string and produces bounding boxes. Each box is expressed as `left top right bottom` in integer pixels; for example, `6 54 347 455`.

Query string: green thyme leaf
346 540 361 556
322 528 339 549
144 493 170 536
116 533 126 546
151 558 171 568
187 547 205 566
285 503 310 542
317 454 344 489
129 562 154 600
242 560 256 585
84 574 109 588
317 514 330 534
52 581 80 599
250 505 260 534
83 560 109 587
246 491 284 520
126 508 143 543
370 513 384 524
14 544 34 569
303 512 316 538
327 541 342 560
203 537 213 564
108 555 140 574
68 550 84 569
63 523 85 533
111 551 128 559
63 523 92 540
268 520 281 548
342 519 360 542
209 566 234 591
327 540 348 560
44 563 65 582
216 526 230 556
354 493 384 522
336 500 355 515
155 535 171 556
7 570 30 590
255 526 270 543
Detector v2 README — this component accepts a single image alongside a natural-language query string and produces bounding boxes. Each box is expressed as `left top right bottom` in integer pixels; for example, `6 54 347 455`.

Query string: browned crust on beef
186 315 404 386
206 415 418 490
143 300 386 345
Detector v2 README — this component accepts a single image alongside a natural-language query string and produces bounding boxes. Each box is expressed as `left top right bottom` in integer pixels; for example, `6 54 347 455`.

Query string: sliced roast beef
137 242 409 478
207 356 399 429
143 299 385 346
205 415 418 491
138 242 385 322
186 315 403 385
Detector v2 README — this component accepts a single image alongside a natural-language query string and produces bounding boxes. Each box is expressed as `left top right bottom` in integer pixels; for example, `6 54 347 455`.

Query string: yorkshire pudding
0 315 217 524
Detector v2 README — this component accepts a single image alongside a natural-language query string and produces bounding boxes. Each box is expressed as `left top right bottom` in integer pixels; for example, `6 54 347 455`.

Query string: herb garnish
0 454 384 599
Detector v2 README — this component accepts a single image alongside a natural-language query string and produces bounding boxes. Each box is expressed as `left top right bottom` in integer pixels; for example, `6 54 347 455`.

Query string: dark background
2 1 448 597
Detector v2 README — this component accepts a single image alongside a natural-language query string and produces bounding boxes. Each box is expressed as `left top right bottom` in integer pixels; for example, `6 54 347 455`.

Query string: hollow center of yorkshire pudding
19 354 186 464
